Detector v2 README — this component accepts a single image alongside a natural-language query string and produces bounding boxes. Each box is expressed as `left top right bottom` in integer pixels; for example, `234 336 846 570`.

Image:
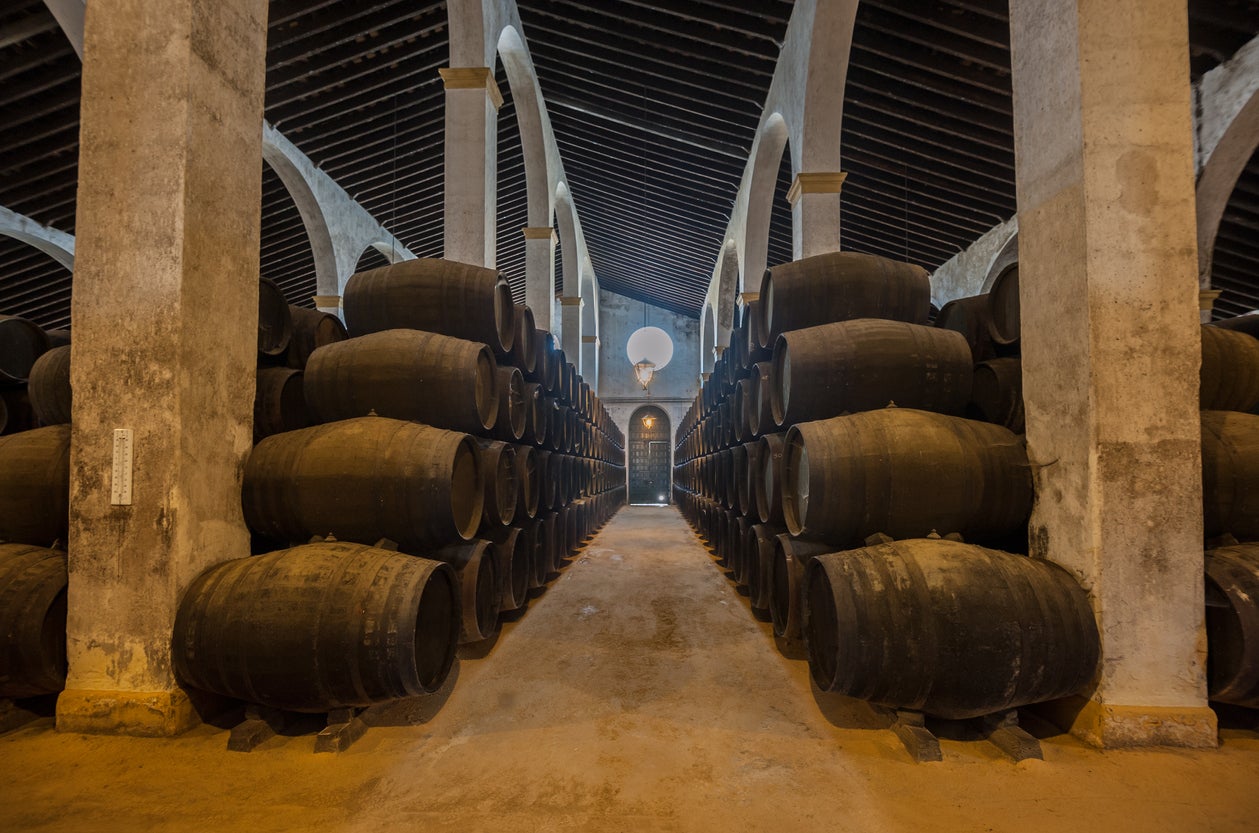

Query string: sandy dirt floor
2 505 1257 833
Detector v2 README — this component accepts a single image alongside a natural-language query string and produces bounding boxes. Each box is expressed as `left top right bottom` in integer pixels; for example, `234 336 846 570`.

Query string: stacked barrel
0 313 69 703
1199 313 1259 710
674 251 1100 722
174 258 625 715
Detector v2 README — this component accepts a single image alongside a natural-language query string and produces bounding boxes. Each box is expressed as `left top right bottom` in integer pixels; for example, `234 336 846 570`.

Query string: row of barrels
0 314 69 435
171 257 626 713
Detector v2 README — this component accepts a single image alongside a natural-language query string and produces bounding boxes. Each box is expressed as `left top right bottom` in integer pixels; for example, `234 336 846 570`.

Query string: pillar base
56 687 202 737
1040 696 1218 748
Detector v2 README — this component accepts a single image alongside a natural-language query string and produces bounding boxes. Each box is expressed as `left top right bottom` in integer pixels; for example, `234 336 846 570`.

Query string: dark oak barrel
771 319 971 428
490 365 526 442
968 357 1025 434
257 278 293 357
0 543 68 698
770 535 837 642
986 263 1020 346
1204 543 1259 707
542 511 561 573
520 517 547 589
304 328 498 434
475 439 518 529
173 542 458 711
805 539 1099 719
512 443 539 520
1201 410 1259 540
783 409 1032 546
508 305 537 373
756 432 786 525
485 526 531 612
44 329 70 348
760 252 930 349
746 524 785 617
434 540 500 644
0 425 70 547
28 344 72 426
253 367 309 442
0 387 38 435
285 305 348 370
746 361 775 438
1200 325 1259 412
343 258 514 353
0 314 50 383
934 294 1001 363
1211 314 1259 338
243 417 483 550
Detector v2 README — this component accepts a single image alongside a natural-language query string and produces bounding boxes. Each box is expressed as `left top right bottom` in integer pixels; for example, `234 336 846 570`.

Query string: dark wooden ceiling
1 0 1257 328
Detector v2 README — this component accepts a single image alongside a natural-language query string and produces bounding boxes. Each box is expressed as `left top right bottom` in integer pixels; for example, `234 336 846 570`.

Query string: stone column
560 297 583 369
788 172 846 259
314 294 343 322
582 335 600 391
523 226 557 332
1010 0 1215 747
441 67 502 267
57 0 268 736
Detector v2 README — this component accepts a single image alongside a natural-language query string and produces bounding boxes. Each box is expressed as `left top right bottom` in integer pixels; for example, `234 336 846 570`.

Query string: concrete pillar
560 297 583 368
1010 0 1215 747
788 172 846 259
523 226 557 332
441 67 502 267
582 335 599 391
57 0 268 736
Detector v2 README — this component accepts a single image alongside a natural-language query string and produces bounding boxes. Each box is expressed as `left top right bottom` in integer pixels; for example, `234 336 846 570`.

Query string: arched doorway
628 405 671 505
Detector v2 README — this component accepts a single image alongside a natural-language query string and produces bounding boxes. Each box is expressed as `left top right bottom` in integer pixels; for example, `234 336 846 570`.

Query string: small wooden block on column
786 172 848 206
438 67 503 111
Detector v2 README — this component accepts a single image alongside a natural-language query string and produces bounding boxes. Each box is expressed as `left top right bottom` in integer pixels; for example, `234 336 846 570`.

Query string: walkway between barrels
2 506 1258 833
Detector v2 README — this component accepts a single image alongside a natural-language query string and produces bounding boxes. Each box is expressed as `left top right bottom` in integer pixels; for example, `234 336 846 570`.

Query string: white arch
703 0 858 341
700 301 716 376
1196 32 1259 287
714 238 743 348
0 206 75 271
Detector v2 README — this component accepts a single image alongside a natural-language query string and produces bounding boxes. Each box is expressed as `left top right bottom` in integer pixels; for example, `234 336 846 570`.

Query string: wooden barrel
0 387 38 435
531 330 559 392
805 539 1098 719
305 329 498 434
509 305 537 373
475 439 518 529
744 441 763 522
485 526 531 612
771 319 972 428
968 357 1025 434
746 362 775 438
0 314 50 384
783 409 1032 546
0 393 6 435
1201 325 1259 412
512 443 539 520
28 345 72 426
1205 543 1259 707
746 524 784 617
935 294 1002 363
491 365 526 442
760 252 930 349
0 543 68 698
986 263 1020 346
254 367 309 442
770 535 836 642
0 425 70 547
564 502 579 555
520 518 547 589
285 305 348 370
343 258 514 353
44 329 70 348
174 542 457 710
243 417 483 550
258 278 292 357
435 540 500 644
1202 410 1259 539
756 433 786 525
520 382 543 446
1212 314 1259 338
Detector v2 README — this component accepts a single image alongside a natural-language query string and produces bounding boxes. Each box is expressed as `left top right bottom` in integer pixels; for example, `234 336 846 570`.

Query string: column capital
1198 289 1223 312
713 345 726 357
560 296 584 307
581 335 600 345
787 172 848 206
522 226 558 243
438 66 503 111
739 291 760 305
313 294 342 308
